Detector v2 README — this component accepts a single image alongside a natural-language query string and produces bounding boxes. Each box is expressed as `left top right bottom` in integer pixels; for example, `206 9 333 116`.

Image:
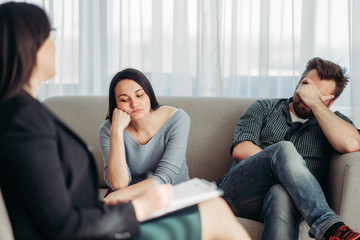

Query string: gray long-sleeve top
99 109 190 190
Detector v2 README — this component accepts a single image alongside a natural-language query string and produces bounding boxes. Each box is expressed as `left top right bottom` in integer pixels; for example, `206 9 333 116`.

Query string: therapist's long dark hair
106 68 160 121
0 2 50 105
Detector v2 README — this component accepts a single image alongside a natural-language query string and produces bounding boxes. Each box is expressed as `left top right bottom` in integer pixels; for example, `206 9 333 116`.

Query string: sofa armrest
328 151 360 229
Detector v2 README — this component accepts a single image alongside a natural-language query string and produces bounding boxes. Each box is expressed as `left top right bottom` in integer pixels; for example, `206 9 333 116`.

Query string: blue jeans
219 141 341 240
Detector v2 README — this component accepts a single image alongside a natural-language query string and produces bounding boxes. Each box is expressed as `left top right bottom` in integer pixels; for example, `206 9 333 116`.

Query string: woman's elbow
107 174 129 190
109 182 128 191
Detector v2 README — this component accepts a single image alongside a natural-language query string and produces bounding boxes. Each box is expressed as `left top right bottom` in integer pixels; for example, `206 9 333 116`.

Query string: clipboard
141 178 223 222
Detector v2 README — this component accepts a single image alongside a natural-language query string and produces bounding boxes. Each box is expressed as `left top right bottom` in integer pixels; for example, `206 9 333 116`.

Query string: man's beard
293 98 314 119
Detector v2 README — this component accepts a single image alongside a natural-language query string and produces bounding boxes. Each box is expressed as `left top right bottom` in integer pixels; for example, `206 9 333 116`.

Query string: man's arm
297 78 360 153
230 100 271 162
311 103 360 153
232 141 262 162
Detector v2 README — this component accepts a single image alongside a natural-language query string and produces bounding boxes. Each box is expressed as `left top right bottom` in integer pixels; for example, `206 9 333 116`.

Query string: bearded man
218 57 360 240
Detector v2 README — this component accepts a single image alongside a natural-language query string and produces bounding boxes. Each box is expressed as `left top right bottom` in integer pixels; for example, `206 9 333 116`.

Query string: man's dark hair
106 68 160 121
300 57 349 99
0 2 51 104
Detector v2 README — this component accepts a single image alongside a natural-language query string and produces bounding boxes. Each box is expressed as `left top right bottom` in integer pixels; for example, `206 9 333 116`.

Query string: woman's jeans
219 141 341 240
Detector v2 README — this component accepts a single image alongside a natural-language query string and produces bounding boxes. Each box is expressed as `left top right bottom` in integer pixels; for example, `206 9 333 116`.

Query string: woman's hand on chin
110 108 131 135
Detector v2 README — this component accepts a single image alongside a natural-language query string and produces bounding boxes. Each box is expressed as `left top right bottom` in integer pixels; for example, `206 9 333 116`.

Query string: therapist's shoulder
1 93 56 135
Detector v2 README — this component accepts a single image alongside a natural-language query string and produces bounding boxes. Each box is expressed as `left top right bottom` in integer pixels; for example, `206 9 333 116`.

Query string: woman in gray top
98 69 251 240
99 68 190 198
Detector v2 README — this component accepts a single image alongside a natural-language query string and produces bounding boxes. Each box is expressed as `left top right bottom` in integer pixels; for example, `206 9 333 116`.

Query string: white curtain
2 0 359 127
349 0 360 127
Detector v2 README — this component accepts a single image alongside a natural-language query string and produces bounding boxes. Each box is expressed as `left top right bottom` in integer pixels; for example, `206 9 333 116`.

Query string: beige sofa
1 96 360 240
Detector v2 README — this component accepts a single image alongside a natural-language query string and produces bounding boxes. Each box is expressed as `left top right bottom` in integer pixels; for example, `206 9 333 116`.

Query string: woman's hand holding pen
132 183 172 222
104 181 173 222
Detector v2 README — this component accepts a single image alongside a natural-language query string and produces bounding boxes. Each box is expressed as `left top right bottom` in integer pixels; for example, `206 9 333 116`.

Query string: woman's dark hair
0 2 51 104
106 68 160 121
300 57 349 99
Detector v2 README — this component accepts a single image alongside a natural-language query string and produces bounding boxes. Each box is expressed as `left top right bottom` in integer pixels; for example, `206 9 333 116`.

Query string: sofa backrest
43 96 258 187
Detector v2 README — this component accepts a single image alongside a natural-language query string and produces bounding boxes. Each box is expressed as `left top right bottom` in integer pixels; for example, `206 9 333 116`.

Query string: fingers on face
323 94 335 102
301 77 313 84
114 108 130 118
298 78 313 89
298 78 319 94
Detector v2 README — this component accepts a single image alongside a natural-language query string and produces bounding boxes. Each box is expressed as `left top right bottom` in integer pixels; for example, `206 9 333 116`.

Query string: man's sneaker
329 225 360 240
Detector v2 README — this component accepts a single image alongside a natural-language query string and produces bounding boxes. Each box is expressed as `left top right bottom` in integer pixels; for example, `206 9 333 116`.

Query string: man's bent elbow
340 140 360 153
232 150 243 162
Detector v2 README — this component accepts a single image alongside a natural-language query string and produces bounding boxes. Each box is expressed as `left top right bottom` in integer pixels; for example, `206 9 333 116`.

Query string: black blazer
0 93 139 240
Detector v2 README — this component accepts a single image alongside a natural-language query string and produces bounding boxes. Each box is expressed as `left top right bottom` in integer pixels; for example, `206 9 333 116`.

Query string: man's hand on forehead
296 78 334 108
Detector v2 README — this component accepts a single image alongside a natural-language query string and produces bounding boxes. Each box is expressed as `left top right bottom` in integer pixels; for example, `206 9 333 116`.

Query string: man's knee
270 141 306 167
273 141 297 153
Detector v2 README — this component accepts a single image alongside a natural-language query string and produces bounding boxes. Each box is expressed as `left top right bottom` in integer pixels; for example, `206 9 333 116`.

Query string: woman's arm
103 181 173 222
104 178 155 201
99 109 131 190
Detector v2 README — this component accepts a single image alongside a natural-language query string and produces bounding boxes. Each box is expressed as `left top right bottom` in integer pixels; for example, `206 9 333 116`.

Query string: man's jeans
219 141 341 240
